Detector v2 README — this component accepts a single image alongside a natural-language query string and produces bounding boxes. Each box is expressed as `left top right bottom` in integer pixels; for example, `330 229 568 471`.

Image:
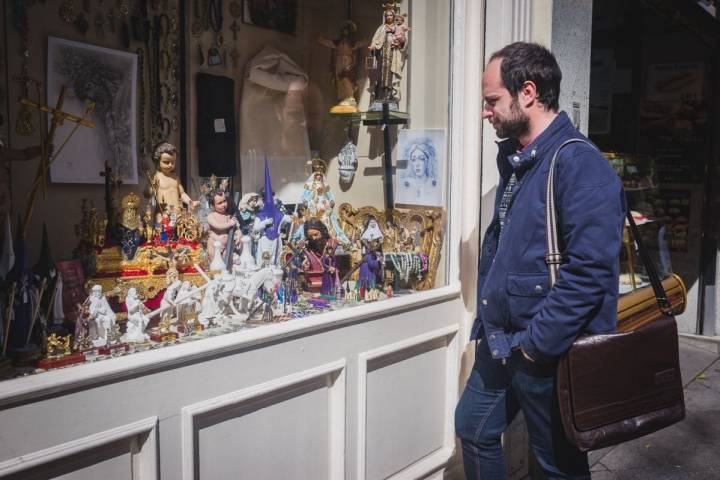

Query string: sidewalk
589 337 720 480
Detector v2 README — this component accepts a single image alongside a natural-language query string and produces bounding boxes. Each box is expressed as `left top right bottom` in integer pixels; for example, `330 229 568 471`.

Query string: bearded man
455 42 625 479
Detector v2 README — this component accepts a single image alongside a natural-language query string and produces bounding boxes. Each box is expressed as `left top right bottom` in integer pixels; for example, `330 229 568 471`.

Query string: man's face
481 58 529 140
159 153 177 174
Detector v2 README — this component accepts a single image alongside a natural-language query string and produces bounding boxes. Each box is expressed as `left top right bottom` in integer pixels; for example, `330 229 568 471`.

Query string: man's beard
494 99 530 140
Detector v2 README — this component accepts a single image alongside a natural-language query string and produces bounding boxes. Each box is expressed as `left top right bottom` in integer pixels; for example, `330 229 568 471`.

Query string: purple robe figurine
320 246 339 296
357 240 383 290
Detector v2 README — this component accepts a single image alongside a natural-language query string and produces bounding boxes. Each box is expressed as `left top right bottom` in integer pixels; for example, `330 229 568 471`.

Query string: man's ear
517 80 538 108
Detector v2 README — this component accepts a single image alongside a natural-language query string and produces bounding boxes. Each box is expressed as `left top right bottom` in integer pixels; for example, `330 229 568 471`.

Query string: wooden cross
20 86 96 236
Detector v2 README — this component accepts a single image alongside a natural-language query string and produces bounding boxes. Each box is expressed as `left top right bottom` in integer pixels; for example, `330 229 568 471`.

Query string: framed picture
47 37 138 184
394 129 446 207
243 0 297 34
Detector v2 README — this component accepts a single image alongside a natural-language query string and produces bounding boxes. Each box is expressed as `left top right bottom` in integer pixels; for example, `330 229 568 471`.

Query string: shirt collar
495 111 574 176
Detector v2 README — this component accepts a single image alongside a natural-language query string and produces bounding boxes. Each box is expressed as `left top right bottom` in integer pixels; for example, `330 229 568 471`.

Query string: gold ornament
46 334 72 359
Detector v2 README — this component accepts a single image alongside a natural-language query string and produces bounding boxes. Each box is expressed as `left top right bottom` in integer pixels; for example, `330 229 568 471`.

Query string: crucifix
19 86 96 236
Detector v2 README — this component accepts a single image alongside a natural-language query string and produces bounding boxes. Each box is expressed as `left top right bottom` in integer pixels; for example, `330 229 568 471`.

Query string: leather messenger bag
546 140 686 452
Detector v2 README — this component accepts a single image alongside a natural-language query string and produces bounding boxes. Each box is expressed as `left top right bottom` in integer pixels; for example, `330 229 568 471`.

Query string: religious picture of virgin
47 37 138 184
394 129 445 207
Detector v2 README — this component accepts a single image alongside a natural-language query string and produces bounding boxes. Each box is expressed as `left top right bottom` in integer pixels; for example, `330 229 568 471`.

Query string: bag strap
545 139 675 315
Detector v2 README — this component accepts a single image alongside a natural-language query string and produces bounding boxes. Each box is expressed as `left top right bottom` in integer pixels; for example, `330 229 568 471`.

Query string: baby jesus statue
149 142 198 223
205 188 239 261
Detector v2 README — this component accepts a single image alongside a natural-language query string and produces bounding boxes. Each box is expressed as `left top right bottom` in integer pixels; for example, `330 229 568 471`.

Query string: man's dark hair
489 42 561 111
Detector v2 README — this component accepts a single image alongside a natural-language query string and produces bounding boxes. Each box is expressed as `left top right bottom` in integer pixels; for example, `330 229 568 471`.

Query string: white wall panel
0 417 157 480
181 360 346 480
357 325 459 480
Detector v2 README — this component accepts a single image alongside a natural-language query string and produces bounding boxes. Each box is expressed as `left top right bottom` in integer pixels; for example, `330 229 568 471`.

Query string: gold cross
20 86 96 236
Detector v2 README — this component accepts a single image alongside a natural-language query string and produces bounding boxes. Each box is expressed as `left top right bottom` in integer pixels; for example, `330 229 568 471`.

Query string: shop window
0 0 453 378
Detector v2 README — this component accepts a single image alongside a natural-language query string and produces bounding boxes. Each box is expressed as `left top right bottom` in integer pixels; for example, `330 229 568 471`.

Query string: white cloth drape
240 46 311 202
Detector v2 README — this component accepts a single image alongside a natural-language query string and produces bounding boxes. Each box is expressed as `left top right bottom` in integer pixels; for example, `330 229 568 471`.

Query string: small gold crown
121 192 141 209
383 1 400 12
311 157 327 175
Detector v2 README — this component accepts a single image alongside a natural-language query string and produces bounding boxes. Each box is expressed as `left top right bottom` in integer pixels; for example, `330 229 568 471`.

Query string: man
455 42 625 479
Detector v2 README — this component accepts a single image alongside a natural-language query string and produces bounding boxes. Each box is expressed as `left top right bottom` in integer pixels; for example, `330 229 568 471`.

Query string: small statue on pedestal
122 288 150 343
317 20 367 113
87 285 117 348
368 2 409 110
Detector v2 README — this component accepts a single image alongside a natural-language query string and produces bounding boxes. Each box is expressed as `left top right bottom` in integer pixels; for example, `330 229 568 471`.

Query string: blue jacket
472 112 625 363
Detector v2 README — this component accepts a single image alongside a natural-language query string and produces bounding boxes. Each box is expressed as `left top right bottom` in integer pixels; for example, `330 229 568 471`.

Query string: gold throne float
337 204 445 290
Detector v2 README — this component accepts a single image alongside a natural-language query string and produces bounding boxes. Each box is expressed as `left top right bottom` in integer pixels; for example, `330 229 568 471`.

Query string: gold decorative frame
337 203 445 290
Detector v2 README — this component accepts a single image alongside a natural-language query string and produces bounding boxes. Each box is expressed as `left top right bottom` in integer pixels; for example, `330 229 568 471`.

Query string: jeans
455 339 590 479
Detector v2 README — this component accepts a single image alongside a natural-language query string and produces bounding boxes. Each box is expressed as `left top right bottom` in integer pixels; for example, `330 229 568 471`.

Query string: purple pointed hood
255 158 284 240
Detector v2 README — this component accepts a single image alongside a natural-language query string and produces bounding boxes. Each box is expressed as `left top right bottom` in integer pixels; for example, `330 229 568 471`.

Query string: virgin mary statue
368 2 408 110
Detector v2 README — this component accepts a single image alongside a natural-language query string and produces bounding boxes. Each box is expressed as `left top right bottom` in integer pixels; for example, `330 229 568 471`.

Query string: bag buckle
545 253 563 265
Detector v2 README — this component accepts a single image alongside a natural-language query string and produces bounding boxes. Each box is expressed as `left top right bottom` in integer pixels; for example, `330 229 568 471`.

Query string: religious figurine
284 242 308 300
160 279 182 328
357 238 384 291
198 281 220 327
301 218 338 293
253 160 292 266
87 284 117 347
176 281 201 333
148 142 198 224
368 2 409 110
159 206 172 243
142 204 155 243
119 192 142 260
361 215 385 244
317 20 367 113
73 302 94 351
205 188 239 262
122 288 150 343
237 192 260 235
299 159 350 245
320 244 339 296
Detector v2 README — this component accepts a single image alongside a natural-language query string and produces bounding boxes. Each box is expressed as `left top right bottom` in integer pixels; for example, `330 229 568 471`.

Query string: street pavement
589 337 720 480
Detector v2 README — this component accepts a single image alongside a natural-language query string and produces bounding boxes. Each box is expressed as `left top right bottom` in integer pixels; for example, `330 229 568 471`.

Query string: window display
0 0 451 380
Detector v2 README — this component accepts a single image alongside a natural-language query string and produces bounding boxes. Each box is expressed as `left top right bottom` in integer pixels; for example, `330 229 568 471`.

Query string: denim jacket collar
495 111 574 179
